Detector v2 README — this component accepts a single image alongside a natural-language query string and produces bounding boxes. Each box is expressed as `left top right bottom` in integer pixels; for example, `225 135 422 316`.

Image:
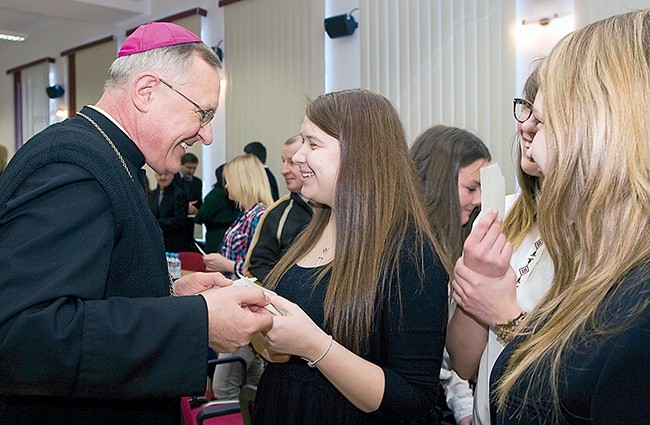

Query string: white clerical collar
86 105 133 140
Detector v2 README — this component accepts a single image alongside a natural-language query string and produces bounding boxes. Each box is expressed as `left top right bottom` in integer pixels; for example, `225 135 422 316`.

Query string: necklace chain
315 246 330 267
77 112 133 181
77 111 174 296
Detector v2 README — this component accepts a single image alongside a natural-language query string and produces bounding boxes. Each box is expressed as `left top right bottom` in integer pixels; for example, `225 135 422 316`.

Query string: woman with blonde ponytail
453 9 650 424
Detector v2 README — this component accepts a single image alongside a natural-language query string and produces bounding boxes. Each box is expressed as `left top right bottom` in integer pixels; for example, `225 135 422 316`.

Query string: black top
253 234 448 424
0 107 209 424
490 262 650 424
149 182 191 252
246 192 313 281
175 173 203 251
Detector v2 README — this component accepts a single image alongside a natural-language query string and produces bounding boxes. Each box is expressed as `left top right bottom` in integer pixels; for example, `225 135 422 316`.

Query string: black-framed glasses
513 97 533 123
159 78 215 127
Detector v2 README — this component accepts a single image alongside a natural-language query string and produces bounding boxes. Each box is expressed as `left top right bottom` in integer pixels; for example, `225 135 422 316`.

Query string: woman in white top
446 67 554 425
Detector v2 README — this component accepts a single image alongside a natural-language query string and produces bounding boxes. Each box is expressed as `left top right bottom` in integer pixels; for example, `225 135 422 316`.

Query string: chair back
178 251 207 272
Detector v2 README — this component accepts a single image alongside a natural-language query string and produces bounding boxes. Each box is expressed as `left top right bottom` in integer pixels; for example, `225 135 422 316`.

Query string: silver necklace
315 246 331 267
77 112 133 181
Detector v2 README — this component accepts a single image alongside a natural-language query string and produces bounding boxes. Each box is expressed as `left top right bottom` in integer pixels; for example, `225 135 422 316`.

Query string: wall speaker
46 85 65 99
324 13 358 39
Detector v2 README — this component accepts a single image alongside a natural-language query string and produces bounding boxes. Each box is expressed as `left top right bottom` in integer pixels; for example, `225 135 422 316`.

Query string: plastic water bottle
172 253 182 280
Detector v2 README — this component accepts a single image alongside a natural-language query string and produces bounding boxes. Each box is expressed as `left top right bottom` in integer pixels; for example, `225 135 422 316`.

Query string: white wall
2 0 648 188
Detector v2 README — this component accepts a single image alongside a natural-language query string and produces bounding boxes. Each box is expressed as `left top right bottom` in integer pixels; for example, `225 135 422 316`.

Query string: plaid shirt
218 203 266 278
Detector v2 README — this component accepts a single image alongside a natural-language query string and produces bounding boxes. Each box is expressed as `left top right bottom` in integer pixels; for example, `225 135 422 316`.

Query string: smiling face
517 99 543 178
144 57 221 174
280 140 303 193
457 158 489 225
528 91 548 175
293 117 341 207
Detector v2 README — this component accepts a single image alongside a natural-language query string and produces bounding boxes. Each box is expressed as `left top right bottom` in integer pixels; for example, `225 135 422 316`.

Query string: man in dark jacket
245 135 313 281
0 22 272 424
175 152 203 251
150 171 190 252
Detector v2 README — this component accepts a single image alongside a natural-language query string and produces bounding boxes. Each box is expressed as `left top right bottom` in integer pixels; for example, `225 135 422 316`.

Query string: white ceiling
0 0 149 38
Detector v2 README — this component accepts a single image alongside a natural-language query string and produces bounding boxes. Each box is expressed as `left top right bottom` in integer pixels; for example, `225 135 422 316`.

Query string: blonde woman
447 67 554 425
454 9 650 424
203 153 273 279
203 153 273 400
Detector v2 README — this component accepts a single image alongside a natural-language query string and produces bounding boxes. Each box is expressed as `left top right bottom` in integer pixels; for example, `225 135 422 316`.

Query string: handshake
172 271 281 353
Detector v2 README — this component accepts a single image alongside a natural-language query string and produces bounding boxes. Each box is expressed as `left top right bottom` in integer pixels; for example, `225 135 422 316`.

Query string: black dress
490 262 650 424
253 238 448 424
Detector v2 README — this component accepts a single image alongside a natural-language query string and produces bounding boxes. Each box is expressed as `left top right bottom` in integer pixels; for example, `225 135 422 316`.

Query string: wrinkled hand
201 285 274 353
462 211 512 278
260 296 330 362
251 332 290 363
188 200 199 215
203 253 230 273
172 272 232 296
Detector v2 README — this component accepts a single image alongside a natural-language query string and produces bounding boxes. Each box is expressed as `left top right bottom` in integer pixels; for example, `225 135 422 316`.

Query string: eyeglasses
159 78 215 127
513 98 533 123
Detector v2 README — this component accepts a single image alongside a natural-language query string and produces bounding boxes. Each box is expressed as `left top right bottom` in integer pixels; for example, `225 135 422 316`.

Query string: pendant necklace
315 246 331 267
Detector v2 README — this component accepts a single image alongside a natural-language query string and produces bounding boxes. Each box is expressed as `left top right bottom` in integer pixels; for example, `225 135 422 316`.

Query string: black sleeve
591 290 650 423
247 210 282 281
374 240 449 420
0 163 208 398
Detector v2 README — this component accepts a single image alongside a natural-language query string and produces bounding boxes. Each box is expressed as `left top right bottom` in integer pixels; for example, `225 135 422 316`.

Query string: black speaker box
324 14 358 39
46 85 65 99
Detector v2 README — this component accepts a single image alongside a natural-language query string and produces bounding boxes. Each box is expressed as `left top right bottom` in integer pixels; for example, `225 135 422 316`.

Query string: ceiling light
0 31 27 42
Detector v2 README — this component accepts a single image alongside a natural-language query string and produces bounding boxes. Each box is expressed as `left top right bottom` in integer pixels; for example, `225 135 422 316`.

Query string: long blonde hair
265 89 445 354
223 154 273 209
496 10 650 421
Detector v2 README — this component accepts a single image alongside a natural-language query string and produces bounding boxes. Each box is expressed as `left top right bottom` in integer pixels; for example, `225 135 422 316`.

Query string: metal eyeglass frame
159 78 215 127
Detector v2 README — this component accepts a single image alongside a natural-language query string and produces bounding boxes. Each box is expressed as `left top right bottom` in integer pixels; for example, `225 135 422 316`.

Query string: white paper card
476 163 505 224
232 275 283 315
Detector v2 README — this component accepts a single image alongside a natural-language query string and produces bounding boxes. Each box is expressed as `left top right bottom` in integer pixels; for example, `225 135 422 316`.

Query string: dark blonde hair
223 154 273 210
496 10 650 422
265 89 445 354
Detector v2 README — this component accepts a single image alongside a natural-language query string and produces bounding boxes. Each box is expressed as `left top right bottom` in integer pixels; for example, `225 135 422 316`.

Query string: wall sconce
212 40 224 62
324 8 358 39
522 13 560 26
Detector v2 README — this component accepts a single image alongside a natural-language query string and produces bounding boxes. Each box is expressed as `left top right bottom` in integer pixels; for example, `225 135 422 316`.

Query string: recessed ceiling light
0 31 27 42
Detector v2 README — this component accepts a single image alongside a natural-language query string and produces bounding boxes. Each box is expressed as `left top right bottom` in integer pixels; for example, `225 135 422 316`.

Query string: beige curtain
360 0 518 192
223 0 326 195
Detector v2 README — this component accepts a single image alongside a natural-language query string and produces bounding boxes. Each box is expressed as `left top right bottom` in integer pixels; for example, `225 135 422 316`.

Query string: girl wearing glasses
447 66 554 425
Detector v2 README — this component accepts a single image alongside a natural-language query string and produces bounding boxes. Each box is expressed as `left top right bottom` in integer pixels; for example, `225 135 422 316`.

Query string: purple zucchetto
118 21 202 57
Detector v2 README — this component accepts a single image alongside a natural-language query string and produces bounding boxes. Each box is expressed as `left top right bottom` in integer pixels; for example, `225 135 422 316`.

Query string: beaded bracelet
302 335 333 368
494 312 527 344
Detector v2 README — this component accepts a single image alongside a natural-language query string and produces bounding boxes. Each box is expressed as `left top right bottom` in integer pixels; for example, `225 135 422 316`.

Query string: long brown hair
411 125 491 263
264 89 445 354
496 10 650 421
